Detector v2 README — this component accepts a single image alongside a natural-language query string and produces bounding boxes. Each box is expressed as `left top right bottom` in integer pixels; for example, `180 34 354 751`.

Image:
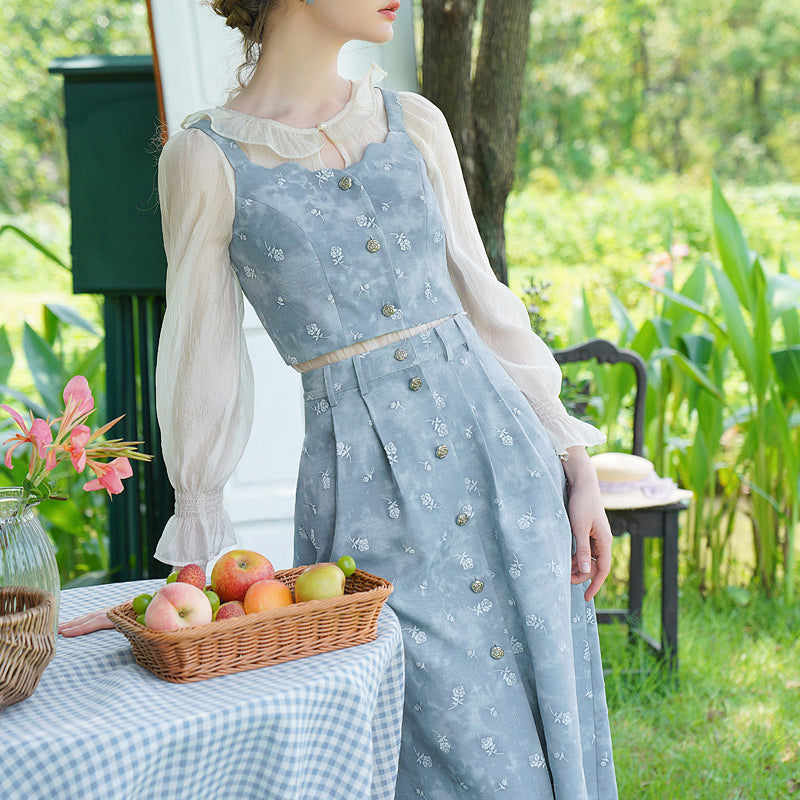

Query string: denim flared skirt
294 313 618 800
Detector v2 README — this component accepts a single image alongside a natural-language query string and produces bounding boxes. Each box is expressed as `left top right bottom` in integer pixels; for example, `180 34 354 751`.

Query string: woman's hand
57 608 115 637
563 446 612 602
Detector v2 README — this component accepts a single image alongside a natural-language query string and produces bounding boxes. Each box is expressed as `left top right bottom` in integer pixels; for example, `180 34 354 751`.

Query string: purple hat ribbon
598 473 676 502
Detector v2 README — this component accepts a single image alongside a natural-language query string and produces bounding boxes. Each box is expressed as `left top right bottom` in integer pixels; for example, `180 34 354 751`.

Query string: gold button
490 645 504 660
366 238 381 253
409 377 422 391
471 579 484 593
435 445 448 459
338 176 352 190
382 303 396 317
394 349 408 361
456 512 469 526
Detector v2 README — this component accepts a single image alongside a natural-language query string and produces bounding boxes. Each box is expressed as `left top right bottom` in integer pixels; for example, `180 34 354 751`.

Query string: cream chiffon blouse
153 62 605 566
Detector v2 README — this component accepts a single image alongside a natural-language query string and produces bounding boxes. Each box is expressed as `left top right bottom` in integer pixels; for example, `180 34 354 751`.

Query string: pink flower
2 405 53 470
670 243 690 260
83 457 133 497
65 425 91 472
57 375 95 435
63 376 94 416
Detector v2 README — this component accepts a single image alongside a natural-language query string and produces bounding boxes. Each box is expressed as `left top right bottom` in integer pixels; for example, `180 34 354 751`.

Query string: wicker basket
107 567 393 683
0 587 56 709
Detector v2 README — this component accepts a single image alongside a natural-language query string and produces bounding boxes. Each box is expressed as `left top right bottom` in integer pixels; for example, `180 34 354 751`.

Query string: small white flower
310 399 329 415
551 709 573 725
529 753 546 769
414 749 433 768
481 737 502 756
335 442 352 461
464 425 474 439
403 543 416 555
545 559 563 578
497 667 518 686
424 280 438 303
242 264 258 280
433 230 443 244
320 470 331 489
276 295 286 307
465 477 480 495
389 399 405 411
517 508 536 529
420 492 441 512
384 441 398 464
392 231 412 250
453 552 474 570
432 390 446 409
433 731 451 753
508 553 524 579
525 614 547 633
405 625 427 644
427 417 448 437
381 201 392 212
510 636 524 654
310 207 324 220
449 685 466 708
419 460 432 472
385 498 401 519
355 214 377 228
349 534 370 552
362 468 374 483
297 525 319 551
495 778 508 791
315 168 334 184
264 243 285 262
494 427 514 446
469 598 493 616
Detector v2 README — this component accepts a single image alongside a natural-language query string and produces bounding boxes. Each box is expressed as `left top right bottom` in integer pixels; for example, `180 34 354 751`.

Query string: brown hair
210 1 284 87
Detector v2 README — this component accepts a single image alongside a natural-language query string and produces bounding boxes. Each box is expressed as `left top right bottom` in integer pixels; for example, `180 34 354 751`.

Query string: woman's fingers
58 608 115 637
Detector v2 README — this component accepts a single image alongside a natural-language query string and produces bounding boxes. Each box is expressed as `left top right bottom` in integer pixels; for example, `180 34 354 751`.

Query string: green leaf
726 586 751 607
0 326 13 385
62 570 109 589
768 273 800 319
45 304 100 337
0 224 69 270
632 278 724 334
22 323 63 413
0 384 49 420
711 176 753 309
652 347 725 400
710 264 758 388
772 347 800 402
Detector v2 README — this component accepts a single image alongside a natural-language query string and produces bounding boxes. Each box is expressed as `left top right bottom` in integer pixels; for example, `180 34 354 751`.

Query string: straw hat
590 453 693 510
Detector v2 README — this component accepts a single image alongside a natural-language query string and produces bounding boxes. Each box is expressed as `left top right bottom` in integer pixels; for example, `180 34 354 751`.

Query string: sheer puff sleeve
154 128 255 566
399 92 605 457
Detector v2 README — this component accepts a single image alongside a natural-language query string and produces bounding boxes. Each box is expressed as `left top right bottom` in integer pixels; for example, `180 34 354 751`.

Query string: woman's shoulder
395 90 449 135
158 123 232 194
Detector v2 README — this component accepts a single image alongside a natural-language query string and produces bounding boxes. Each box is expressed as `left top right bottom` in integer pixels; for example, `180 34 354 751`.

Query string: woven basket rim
0 587 55 625
107 567 392 644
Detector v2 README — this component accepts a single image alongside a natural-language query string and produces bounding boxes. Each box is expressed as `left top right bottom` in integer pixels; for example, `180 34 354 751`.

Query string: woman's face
302 0 401 46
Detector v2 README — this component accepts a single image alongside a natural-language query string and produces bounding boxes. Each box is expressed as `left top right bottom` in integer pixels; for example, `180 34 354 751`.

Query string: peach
243 579 294 614
210 549 275 603
144 583 212 631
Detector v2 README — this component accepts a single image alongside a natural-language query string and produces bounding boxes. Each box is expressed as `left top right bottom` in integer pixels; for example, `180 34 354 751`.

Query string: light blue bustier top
188 87 466 367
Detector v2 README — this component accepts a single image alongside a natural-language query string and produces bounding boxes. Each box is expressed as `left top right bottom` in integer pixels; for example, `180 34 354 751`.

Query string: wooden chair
553 339 689 676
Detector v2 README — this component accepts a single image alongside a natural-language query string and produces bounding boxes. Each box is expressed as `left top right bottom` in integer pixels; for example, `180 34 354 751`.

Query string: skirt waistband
301 312 471 405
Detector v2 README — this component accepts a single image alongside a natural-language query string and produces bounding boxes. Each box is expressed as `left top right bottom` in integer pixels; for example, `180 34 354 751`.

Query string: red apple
294 563 346 603
216 601 246 620
243 579 294 614
210 549 275 603
144 583 212 631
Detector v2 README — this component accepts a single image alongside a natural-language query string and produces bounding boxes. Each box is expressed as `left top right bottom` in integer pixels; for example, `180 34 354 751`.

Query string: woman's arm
400 94 611 600
399 92 606 458
153 128 255 567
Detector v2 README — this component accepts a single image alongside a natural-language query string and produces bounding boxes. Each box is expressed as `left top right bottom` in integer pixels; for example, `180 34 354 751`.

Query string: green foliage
542 178 800 600
1 0 150 213
602 583 800 799
519 0 800 185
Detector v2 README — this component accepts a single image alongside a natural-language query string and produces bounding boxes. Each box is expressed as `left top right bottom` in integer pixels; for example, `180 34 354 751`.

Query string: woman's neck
225 9 350 127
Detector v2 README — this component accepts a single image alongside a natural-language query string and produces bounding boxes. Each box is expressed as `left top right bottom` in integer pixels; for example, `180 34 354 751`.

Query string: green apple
132 593 152 616
294 563 346 602
336 555 357 577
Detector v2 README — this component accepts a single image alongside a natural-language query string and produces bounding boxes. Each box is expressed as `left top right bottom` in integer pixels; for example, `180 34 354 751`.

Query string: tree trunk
421 0 534 285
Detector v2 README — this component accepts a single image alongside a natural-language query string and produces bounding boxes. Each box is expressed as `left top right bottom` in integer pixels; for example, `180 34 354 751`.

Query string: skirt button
435 444 448 459
409 377 422 391
366 238 381 253
338 175 352 190
470 579 484 593
394 348 408 361
381 303 396 317
490 645 504 660
456 512 469 526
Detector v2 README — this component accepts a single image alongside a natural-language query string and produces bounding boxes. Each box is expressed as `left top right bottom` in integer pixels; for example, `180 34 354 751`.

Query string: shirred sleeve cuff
527 393 606 457
153 490 237 567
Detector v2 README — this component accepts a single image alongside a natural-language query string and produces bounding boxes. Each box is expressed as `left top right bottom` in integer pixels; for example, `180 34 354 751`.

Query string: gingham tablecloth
0 579 404 800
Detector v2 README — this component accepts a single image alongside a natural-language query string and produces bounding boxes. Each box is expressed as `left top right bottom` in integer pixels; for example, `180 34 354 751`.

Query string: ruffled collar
181 62 387 160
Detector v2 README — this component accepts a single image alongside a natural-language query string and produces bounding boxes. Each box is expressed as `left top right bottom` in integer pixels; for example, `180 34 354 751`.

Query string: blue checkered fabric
0 580 404 800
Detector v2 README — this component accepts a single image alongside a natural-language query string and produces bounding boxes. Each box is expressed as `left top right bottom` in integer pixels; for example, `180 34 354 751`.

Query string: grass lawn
599 565 800 799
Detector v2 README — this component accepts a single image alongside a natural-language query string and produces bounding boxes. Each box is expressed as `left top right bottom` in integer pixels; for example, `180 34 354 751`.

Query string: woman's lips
379 1 400 20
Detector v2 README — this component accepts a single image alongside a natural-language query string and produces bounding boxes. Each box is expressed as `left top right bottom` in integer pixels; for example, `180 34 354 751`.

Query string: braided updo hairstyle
210 0 284 87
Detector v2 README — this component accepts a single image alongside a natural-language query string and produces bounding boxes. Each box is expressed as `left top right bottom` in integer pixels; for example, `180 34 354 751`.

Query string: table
0 580 405 800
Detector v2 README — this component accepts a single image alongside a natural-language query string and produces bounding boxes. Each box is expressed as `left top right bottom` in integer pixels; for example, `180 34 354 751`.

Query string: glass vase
0 488 60 635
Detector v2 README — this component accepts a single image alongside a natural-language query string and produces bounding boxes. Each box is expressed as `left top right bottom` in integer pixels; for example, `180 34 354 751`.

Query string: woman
62 1 617 797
